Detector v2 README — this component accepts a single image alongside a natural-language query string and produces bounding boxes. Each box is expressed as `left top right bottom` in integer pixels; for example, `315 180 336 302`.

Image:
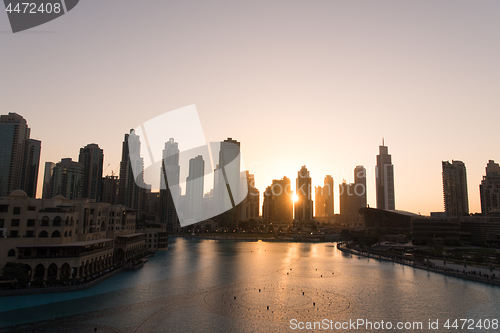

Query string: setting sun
293 194 298 202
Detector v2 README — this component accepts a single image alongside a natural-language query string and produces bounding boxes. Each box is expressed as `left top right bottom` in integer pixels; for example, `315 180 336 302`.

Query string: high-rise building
354 165 367 209
480 160 500 216
315 175 335 219
376 140 395 210
48 158 83 200
118 130 144 213
295 166 313 222
262 176 293 224
159 138 180 232
102 175 119 205
186 155 205 221
239 171 260 221
324 175 334 218
79 143 104 201
0 113 41 198
442 160 469 217
42 162 55 199
315 186 325 217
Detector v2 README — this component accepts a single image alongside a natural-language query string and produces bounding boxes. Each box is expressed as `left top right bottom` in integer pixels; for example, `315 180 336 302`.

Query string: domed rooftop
9 189 27 197
52 195 67 200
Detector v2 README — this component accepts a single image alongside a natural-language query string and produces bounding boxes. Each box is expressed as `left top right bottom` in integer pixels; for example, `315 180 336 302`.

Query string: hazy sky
1 0 499 215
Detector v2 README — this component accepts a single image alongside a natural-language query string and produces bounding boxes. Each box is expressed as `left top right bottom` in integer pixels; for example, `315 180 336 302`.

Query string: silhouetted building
442 160 469 217
315 186 325 217
159 138 180 232
295 166 313 222
186 155 205 222
47 158 83 200
240 171 260 221
42 162 55 199
102 175 119 205
0 113 41 198
480 160 500 216
354 165 367 209
118 130 144 214
376 140 395 210
79 143 104 201
263 176 293 224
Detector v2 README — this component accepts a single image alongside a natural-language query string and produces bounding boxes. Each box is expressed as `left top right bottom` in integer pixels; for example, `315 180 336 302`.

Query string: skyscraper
79 143 104 201
295 165 313 222
239 171 260 221
42 162 55 199
376 140 395 210
159 138 180 231
0 113 41 198
315 186 325 217
324 175 334 219
442 160 469 217
354 165 367 209
480 160 500 216
48 158 83 200
21 139 41 198
118 130 144 213
262 176 293 224
186 155 205 221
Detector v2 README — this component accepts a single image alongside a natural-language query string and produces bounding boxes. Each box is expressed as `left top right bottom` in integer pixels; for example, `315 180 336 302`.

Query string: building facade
79 143 104 201
0 190 146 281
480 160 500 216
442 160 469 217
376 141 395 210
0 113 41 198
295 166 313 222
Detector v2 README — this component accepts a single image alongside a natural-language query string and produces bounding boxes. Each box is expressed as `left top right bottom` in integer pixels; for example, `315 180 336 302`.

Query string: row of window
0 205 37 213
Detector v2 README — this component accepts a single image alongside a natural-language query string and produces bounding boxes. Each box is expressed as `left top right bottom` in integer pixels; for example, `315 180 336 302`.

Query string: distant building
295 166 313 222
376 140 395 210
186 155 205 222
239 171 260 221
262 176 293 224
118 130 144 215
480 160 500 216
159 138 180 232
339 166 366 228
47 158 83 200
101 175 119 205
354 165 367 209
315 186 325 218
0 113 41 198
324 175 334 218
442 160 469 216
42 162 55 199
79 143 104 201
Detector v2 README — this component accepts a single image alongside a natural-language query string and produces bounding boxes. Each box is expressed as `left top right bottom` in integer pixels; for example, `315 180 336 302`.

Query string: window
10 230 18 237
41 216 49 226
0 205 8 212
27 219 35 227
38 230 48 238
7 249 15 257
25 230 34 237
53 216 62 226
27 206 36 211
0 219 4 228
13 207 21 215
11 219 20 227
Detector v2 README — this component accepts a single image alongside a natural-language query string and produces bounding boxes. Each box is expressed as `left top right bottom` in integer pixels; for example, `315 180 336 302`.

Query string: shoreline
337 243 500 287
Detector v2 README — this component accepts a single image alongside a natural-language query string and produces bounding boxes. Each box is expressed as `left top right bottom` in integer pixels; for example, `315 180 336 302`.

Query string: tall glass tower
376 140 395 210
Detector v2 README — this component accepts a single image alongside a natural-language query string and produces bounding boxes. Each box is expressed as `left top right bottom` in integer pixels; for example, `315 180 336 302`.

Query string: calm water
1 238 499 332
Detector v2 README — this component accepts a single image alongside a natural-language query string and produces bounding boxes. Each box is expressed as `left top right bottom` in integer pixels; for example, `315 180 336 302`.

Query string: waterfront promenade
337 242 500 287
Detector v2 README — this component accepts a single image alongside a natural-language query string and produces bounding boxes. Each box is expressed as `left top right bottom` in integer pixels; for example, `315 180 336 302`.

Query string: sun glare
293 194 298 202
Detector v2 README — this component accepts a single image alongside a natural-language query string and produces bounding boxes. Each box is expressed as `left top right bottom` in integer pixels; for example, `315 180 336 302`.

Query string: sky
1 0 499 215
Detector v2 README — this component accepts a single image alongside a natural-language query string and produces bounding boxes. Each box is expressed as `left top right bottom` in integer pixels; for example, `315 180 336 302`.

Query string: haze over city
2 0 499 215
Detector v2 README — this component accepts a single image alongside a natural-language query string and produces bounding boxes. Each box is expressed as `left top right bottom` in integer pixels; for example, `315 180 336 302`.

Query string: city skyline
2 1 499 215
